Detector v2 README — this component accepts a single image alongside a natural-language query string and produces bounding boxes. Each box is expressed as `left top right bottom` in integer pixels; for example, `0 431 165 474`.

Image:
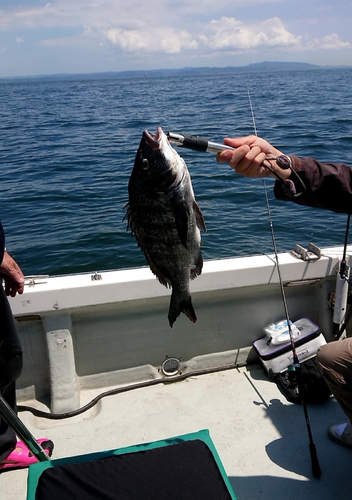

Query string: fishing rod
333 214 351 340
247 89 321 479
169 117 321 477
0 393 50 462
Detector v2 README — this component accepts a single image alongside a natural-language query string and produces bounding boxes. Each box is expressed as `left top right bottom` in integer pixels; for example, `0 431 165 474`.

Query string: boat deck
1 364 350 499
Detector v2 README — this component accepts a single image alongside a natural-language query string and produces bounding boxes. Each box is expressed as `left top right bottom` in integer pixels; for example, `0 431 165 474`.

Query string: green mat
27 429 237 499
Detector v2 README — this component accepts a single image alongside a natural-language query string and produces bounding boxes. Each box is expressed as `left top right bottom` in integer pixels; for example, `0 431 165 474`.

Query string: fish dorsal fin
193 200 206 232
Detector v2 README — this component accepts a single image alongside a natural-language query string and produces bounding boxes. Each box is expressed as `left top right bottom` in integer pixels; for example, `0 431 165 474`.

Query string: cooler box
253 317 326 376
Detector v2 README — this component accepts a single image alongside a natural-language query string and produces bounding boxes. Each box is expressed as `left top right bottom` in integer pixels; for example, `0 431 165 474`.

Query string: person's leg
0 286 23 462
0 286 54 470
317 338 352 447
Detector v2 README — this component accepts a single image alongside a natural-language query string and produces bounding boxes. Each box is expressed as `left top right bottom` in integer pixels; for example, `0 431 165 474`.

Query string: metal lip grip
167 132 235 154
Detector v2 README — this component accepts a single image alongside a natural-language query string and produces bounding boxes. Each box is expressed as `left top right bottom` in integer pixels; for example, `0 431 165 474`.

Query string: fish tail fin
168 292 197 328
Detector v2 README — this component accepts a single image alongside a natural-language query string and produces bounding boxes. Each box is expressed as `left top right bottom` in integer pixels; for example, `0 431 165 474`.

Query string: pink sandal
0 439 54 471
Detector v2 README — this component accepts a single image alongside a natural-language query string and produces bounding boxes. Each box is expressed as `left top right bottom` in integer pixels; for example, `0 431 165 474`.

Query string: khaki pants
317 338 352 423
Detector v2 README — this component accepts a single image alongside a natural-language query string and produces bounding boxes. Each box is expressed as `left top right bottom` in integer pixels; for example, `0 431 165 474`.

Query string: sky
0 0 351 77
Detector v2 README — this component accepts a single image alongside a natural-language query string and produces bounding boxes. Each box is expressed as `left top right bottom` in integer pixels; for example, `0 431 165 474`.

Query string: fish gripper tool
167 132 235 154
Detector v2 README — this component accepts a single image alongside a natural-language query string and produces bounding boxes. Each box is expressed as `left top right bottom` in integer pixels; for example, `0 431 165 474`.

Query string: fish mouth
143 127 163 150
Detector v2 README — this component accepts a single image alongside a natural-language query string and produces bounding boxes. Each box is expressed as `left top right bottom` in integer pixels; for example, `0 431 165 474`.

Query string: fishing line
247 89 322 478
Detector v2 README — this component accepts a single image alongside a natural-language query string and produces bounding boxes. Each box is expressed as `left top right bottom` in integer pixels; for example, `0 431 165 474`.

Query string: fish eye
142 158 149 170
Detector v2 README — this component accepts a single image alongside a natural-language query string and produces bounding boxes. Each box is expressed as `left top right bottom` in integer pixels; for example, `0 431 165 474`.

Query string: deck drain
161 357 181 376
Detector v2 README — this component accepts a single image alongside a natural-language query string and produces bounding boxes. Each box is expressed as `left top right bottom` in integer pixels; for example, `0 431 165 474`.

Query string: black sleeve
274 156 352 214
0 221 5 264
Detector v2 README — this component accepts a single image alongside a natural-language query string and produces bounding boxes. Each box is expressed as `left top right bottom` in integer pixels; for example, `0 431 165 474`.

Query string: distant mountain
40 61 322 80
241 61 320 71
1 61 343 81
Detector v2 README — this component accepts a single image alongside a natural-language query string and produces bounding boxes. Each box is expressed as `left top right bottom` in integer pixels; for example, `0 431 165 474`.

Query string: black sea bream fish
124 127 206 327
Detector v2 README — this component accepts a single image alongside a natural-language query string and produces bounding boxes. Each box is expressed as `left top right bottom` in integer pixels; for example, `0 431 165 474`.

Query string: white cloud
104 28 198 54
102 15 351 57
0 0 170 30
16 36 24 43
4 2 57 28
41 26 100 47
0 1 351 68
304 33 351 50
199 17 301 51
198 16 351 54
259 18 302 47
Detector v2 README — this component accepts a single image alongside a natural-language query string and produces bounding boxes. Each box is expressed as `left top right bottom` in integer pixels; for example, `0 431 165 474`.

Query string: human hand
0 252 25 297
217 135 290 179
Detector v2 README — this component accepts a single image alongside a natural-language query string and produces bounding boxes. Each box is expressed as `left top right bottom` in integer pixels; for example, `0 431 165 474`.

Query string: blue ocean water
0 68 352 277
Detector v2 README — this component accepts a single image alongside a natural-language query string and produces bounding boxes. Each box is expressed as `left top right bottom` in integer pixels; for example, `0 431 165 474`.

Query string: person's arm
273 156 352 214
218 136 352 214
0 251 25 297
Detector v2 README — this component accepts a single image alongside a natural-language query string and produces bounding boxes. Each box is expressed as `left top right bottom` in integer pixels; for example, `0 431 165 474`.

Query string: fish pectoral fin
122 203 130 225
190 252 203 280
143 250 172 288
193 200 206 232
171 199 190 249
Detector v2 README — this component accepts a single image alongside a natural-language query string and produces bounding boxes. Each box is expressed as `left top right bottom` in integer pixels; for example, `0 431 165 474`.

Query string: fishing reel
269 155 306 199
280 365 300 400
